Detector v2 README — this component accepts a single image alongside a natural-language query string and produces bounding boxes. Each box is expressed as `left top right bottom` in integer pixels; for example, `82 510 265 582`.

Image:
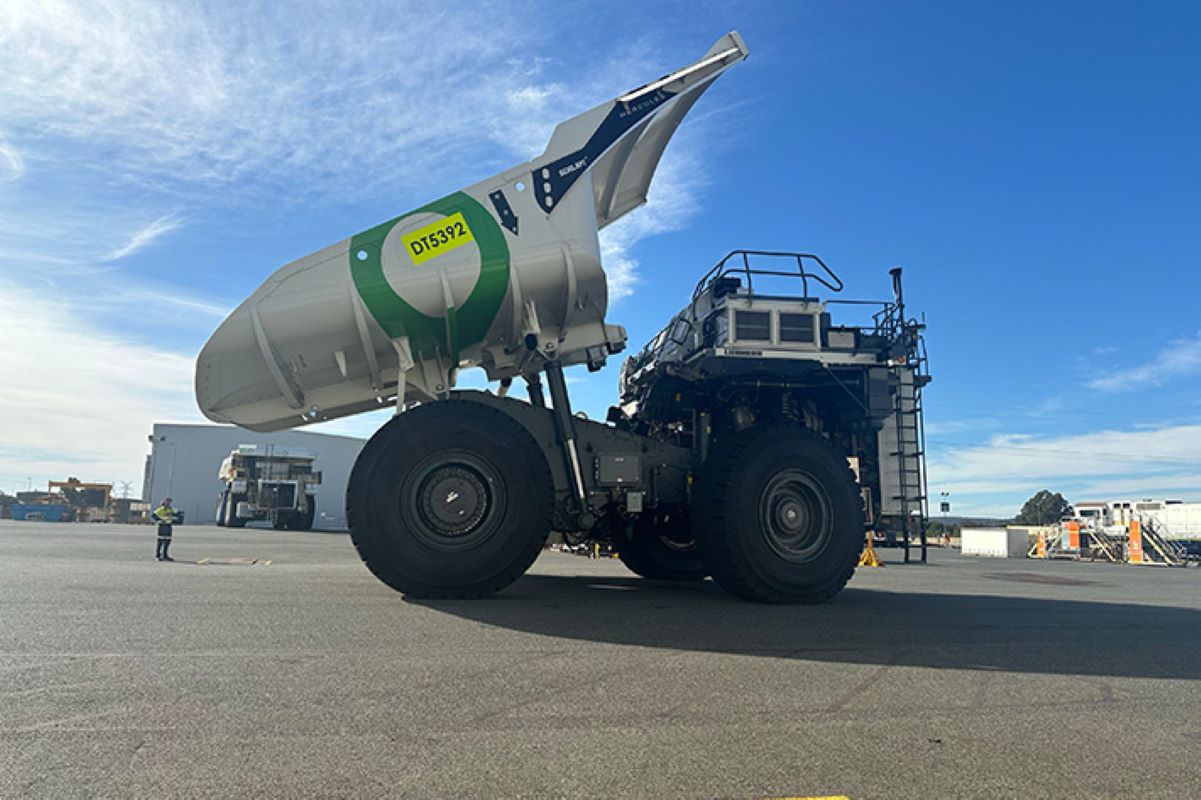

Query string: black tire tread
694 426 863 604
346 399 554 599
615 518 707 582
294 503 316 531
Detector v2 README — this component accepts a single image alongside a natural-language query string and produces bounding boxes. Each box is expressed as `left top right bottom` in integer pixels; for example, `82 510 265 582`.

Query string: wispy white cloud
928 423 1201 514
0 135 23 181
0 281 202 491
924 417 1001 436
126 289 229 319
0 1 663 199
104 215 183 261
487 80 576 162
0 197 176 270
1072 472 1201 500
1089 331 1201 392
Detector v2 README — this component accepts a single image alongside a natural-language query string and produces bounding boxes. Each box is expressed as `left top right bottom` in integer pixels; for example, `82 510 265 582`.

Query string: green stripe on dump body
349 191 510 362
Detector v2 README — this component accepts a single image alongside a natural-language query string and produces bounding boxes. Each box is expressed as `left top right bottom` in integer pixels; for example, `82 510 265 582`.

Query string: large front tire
347 400 553 599
694 427 863 604
215 490 229 527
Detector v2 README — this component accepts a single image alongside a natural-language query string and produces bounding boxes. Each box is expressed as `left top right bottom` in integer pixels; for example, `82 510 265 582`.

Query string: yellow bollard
1036 529 1047 558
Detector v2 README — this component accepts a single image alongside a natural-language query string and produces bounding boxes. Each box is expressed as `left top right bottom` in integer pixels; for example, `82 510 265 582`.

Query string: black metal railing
692 250 845 302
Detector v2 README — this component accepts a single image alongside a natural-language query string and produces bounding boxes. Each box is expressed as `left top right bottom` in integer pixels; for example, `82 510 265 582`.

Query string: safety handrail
692 250 845 302
631 251 925 369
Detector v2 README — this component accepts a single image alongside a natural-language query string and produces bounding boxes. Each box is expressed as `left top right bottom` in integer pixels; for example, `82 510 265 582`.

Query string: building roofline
148 422 366 444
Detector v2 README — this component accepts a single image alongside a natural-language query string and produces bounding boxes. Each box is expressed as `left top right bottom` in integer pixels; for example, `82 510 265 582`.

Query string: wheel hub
759 469 832 562
417 465 489 537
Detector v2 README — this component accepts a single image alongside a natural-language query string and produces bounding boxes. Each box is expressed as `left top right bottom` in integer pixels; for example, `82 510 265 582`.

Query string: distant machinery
48 478 113 523
7 478 114 522
1024 498 1201 565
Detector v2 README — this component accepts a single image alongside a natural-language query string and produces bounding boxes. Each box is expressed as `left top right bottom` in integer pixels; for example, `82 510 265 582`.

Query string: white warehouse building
142 423 366 529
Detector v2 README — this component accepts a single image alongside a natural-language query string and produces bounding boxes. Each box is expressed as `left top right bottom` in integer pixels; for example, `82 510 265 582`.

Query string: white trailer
1133 500 1201 540
1070 499 1201 543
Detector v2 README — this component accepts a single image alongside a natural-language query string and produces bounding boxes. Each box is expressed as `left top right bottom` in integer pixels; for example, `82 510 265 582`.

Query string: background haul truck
215 445 321 531
196 32 930 603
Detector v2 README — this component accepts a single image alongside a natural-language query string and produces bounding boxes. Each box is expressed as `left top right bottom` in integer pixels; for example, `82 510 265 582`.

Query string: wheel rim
757 468 833 562
403 451 504 553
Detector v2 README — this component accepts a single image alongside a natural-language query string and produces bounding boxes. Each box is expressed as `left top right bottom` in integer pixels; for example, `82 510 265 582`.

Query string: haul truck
215 445 321 530
196 31 931 603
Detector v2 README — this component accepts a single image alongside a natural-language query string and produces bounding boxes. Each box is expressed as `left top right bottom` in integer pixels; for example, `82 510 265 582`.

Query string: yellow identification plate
401 212 474 265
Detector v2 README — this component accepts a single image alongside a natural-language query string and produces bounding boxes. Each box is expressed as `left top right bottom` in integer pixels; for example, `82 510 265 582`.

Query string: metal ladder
894 333 931 564
1084 529 1123 562
1138 515 1186 566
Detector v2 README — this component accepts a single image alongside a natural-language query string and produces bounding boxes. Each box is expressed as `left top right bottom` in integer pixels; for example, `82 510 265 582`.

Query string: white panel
961 528 1027 558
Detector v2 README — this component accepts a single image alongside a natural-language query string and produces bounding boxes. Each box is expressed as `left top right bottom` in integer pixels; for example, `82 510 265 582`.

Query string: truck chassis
347 251 928 603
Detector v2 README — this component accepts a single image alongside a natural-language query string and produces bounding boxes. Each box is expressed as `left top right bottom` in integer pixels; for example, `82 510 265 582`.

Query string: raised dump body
197 33 749 432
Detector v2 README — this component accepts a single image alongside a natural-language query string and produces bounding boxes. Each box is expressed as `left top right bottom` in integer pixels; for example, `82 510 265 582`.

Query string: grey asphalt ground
1 521 1199 799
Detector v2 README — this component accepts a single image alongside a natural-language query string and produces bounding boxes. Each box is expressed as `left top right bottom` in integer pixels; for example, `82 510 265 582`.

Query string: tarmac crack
971 669 999 708
464 650 689 729
823 648 911 713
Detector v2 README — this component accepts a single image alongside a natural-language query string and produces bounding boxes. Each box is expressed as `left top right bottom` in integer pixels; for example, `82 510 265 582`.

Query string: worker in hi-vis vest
152 497 177 561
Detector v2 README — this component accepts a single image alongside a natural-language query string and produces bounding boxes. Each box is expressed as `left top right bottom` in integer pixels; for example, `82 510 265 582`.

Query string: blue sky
1 1 1199 515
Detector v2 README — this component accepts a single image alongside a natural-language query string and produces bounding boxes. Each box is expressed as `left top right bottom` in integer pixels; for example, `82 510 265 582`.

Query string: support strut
544 361 589 519
525 374 546 408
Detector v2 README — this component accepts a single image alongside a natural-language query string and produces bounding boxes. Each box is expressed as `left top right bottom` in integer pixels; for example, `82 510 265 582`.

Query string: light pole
939 492 951 546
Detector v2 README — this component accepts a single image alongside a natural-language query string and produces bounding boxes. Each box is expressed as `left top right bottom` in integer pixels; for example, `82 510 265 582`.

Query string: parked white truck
216 445 321 531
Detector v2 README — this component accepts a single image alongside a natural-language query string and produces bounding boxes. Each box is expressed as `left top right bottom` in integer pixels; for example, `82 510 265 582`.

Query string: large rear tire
293 502 316 531
226 494 247 528
694 427 863 604
613 513 707 581
347 400 553 599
